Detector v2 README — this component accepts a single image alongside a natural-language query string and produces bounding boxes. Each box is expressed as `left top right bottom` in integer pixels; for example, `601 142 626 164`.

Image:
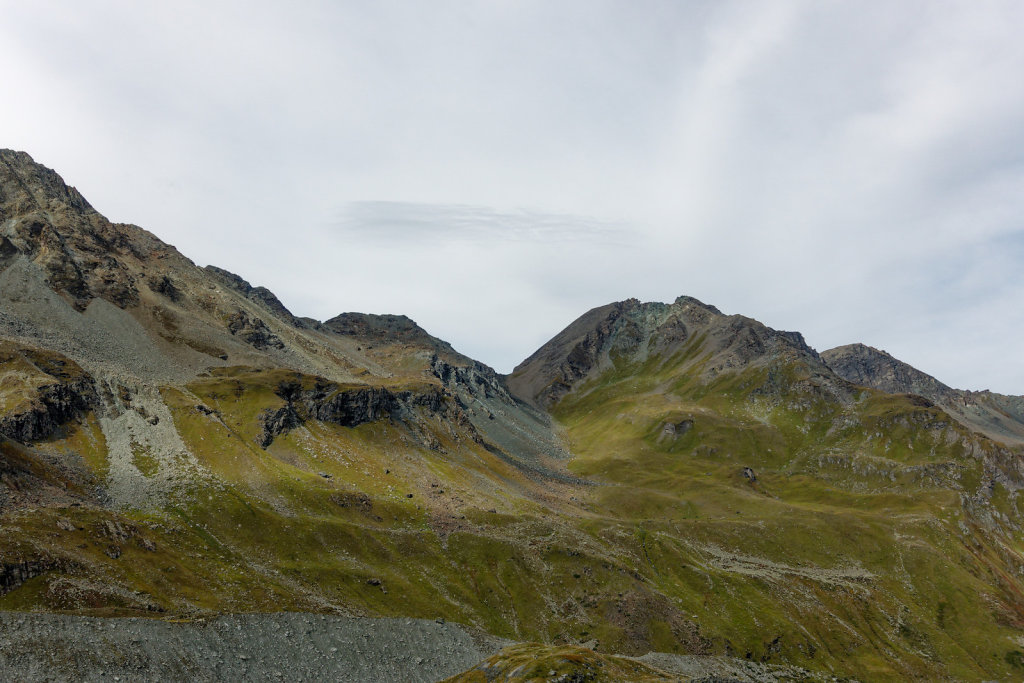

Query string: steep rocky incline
0 149 168 311
823 343 1024 445
0 149 567 509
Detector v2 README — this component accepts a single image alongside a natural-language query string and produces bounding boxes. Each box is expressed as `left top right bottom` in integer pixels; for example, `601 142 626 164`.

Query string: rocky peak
0 149 94 218
823 343 1024 445
0 150 177 310
821 344 955 402
672 295 723 315
323 312 463 359
508 295 825 408
324 312 428 339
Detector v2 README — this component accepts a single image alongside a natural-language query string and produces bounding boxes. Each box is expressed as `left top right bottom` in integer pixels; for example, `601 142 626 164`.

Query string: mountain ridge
4 148 1024 681
508 294 841 411
823 342 1024 445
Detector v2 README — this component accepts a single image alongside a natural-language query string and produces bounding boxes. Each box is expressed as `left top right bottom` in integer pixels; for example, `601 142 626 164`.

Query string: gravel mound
0 612 509 682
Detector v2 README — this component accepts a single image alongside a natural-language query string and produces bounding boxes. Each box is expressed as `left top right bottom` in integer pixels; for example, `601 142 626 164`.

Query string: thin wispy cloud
338 202 636 246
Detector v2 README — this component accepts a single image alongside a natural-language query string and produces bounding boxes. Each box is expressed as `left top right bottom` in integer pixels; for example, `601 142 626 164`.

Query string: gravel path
0 612 509 682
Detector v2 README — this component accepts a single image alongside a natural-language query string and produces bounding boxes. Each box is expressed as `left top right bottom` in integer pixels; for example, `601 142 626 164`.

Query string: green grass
440 642 679 682
4 353 1024 681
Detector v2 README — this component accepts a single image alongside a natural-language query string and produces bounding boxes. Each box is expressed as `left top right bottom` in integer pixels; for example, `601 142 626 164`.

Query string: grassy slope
2 367 658 650
3 344 1024 680
549 344 1024 680
440 643 679 682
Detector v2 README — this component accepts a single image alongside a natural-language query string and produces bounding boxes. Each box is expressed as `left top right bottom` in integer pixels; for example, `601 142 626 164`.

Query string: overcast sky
2 0 1023 392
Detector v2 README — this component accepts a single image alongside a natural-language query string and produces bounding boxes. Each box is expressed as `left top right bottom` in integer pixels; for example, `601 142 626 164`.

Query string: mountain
3 150 1024 681
823 343 1024 446
508 296 837 408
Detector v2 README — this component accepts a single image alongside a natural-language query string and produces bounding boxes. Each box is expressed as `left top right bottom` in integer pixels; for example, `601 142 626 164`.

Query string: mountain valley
3 149 1024 681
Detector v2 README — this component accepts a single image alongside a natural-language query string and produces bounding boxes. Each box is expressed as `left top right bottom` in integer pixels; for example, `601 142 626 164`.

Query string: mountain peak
821 343 954 399
672 294 723 315
823 342 1024 445
322 311 468 362
0 149 94 216
508 294 823 408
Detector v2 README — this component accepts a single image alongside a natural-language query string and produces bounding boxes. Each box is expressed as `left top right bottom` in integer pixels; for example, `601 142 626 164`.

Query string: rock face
225 309 286 350
0 560 59 595
257 380 449 448
0 380 95 442
431 355 515 404
823 343 1024 445
0 343 96 442
821 344 956 402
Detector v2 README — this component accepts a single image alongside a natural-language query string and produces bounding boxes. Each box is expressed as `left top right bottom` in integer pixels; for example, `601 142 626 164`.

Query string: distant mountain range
3 149 1024 681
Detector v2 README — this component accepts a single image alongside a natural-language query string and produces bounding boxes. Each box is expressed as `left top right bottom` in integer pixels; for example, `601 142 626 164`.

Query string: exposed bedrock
0 379 95 442
258 381 449 448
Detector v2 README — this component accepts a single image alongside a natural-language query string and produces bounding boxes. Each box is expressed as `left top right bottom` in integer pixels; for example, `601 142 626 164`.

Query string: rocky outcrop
258 380 449 448
0 149 176 310
147 275 181 302
226 310 285 350
314 386 444 425
0 344 96 443
430 355 514 403
0 559 59 595
204 265 301 327
258 405 303 448
0 379 96 442
822 344 956 402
